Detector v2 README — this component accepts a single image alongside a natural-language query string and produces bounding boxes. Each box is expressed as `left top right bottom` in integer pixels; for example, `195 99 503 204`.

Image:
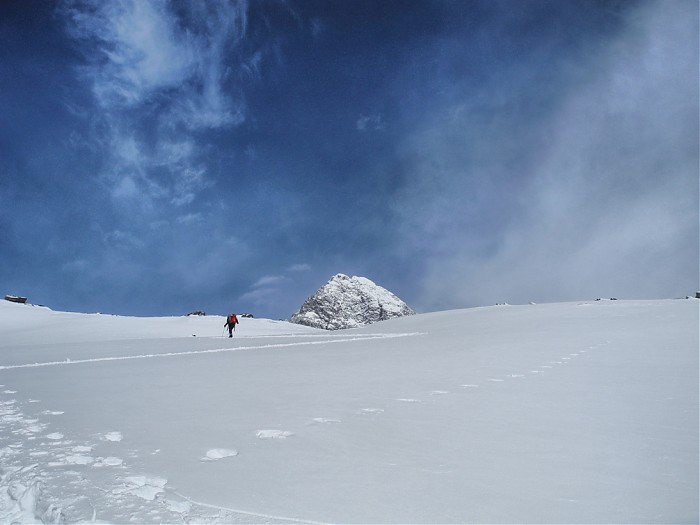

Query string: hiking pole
222 325 226 338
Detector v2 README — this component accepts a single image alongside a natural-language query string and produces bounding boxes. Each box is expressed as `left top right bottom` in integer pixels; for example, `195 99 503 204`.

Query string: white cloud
310 18 325 40
239 275 286 310
394 0 698 310
164 0 248 131
176 213 202 225
102 229 145 250
62 0 250 215
253 275 287 287
239 286 279 304
64 0 196 108
61 258 90 273
111 174 140 201
356 114 384 132
239 265 312 312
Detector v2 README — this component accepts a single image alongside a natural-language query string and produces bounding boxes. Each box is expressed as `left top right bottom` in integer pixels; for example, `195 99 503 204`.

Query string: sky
1 0 698 319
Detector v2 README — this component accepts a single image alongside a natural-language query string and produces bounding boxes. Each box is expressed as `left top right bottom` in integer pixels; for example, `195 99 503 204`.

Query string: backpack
228 314 238 325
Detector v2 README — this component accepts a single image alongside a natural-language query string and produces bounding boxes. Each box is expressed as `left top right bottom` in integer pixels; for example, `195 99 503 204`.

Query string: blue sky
1 0 698 319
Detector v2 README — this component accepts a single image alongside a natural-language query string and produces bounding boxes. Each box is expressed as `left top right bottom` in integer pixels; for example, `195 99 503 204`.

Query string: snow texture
290 274 415 330
0 298 697 523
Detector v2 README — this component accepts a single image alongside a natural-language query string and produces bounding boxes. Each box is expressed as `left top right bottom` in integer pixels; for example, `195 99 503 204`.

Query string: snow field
0 299 697 523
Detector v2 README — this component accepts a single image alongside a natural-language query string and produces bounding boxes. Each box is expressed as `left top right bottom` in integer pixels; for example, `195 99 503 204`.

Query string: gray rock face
290 274 415 330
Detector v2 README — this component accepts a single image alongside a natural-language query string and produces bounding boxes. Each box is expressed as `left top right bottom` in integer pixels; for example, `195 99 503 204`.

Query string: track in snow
0 332 422 371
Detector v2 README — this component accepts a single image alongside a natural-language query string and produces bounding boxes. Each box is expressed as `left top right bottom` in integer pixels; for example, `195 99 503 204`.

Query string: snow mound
290 274 415 330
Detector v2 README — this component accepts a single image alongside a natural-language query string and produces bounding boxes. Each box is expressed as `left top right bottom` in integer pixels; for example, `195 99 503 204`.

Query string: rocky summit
290 274 415 330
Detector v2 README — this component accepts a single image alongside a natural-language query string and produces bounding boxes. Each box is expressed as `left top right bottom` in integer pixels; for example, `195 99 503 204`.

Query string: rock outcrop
290 274 415 330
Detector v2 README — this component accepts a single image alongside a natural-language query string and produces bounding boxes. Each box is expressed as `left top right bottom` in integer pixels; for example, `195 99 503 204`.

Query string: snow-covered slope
290 273 415 329
0 298 697 523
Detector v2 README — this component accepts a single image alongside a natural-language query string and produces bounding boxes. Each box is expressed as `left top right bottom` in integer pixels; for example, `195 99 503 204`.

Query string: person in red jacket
225 313 239 337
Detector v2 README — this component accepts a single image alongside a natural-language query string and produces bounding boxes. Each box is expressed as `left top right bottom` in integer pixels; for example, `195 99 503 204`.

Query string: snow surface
0 298 697 523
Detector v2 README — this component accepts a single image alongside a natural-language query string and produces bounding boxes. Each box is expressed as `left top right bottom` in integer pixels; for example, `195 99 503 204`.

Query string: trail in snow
0 332 422 371
169 489 327 525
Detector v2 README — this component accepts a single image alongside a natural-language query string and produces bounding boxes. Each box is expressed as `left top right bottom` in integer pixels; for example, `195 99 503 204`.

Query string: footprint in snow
25 423 47 433
98 456 124 467
118 475 168 501
310 417 342 424
256 430 294 439
64 454 95 465
202 448 238 461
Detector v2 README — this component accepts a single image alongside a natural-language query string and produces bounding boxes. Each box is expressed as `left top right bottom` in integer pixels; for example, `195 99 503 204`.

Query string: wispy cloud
253 275 287 287
64 0 196 108
239 264 312 314
357 113 384 132
61 0 249 212
394 0 698 309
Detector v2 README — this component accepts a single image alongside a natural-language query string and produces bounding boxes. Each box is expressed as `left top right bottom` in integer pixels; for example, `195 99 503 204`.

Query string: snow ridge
290 274 415 330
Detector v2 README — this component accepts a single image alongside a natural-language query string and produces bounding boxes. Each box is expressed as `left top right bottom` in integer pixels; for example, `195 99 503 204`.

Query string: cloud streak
238 264 314 316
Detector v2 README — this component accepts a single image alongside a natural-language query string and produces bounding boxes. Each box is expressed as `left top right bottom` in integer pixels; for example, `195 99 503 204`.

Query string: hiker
225 313 239 337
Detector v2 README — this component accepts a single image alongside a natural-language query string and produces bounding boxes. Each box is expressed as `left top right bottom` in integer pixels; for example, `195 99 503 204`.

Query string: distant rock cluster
290 274 415 330
4 295 27 304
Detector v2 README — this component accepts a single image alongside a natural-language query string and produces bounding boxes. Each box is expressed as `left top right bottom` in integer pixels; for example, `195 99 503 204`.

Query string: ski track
0 337 609 523
169 489 328 525
0 332 423 371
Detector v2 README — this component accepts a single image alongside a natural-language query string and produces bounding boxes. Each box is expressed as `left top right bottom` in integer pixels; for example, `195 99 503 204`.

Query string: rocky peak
290 274 415 330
